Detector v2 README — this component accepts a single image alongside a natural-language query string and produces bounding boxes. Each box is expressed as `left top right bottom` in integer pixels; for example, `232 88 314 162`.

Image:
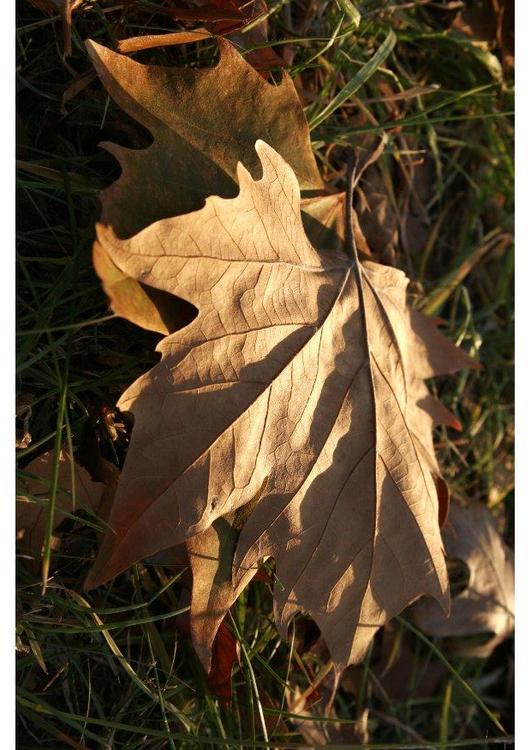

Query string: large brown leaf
412 501 514 657
85 141 474 668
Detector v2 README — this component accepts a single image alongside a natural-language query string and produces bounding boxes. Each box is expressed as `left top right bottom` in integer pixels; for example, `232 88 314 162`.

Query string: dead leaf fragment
205 620 239 703
17 449 106 571
341 623 445 703
85 140 474 669
288 682 369 746
25 0 84 56
452 0 514 68
16 393 34 449
301 192 372 257
412 501 514 657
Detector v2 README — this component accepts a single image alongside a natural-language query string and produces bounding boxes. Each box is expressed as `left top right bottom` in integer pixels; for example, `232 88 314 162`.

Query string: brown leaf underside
85 140 475 668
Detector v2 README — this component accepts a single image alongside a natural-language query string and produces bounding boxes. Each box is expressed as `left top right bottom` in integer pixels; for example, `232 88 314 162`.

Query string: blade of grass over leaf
230 612 269 743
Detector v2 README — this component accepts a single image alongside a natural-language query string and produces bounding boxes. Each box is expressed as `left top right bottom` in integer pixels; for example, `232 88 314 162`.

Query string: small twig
344 134 388 261
117 29 212 54
344 151 360 262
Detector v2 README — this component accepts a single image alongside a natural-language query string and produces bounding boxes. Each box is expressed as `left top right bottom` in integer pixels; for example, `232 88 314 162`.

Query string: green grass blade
309 29 396 131
335 0 361 27
40 382 67 593
397 617 507 736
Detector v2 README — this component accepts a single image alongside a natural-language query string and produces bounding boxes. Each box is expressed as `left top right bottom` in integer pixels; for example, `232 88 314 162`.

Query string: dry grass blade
117 30 212 54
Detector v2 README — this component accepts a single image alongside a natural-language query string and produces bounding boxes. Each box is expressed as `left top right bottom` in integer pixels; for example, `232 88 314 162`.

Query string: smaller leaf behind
412 501 514 657
86 38 324 334
17 450 108 572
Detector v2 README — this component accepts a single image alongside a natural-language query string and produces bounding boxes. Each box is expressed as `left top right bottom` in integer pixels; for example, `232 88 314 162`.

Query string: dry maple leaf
85 140 475 668
412 501 514 657
86 39 322 216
